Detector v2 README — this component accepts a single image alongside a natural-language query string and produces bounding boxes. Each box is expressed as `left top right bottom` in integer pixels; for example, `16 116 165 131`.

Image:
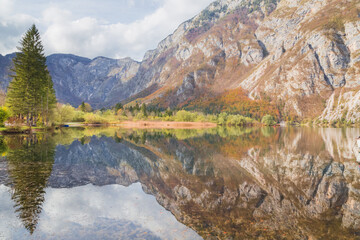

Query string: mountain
0 53 14 91
0 53 141 108
1 0 360 121
47 54 140 108
127 0 360 122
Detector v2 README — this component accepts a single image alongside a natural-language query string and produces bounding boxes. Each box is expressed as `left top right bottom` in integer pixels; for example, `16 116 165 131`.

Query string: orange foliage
185 88 279 120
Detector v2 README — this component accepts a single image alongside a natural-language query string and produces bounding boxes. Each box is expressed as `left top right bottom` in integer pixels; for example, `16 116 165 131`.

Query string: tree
42 74 57 125
128 106 134 114
6 24 56 126
53 104 75 124
141 103 148 117
114 103 123 114
165 107 173 117
0 90 5 106
78 101 92 112
135 103 140 111
80 101 86 112
261 114 277 126
0 107 10 127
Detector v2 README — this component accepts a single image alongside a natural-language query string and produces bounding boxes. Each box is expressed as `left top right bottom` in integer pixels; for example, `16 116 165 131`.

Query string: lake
0 127 360 239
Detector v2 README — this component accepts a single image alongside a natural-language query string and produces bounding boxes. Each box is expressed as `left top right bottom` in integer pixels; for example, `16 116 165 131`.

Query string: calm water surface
0 127 360 239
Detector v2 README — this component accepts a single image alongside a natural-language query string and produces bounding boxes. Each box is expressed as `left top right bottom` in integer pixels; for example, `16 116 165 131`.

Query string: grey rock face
0 53 15 91
0 53 141 108
47 54 140 108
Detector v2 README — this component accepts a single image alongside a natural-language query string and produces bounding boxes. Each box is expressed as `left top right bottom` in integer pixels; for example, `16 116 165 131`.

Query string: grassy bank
117 120 217 129
0 103 283 133
0 126 55 134
53 104 259 127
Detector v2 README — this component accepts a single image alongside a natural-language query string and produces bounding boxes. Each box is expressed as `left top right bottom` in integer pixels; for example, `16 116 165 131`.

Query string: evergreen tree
6 24 56 126
41 74 57 125
80 101 86 112
114 102 123 114
78 102 92 112
135 102 140 111
141 103 148 117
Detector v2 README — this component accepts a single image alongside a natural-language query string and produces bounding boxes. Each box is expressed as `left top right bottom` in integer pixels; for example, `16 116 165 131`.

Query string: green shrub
84 113 109 124
134 112 147 120
206 114 218 123
53 104 76 124
72 111 85 122
226 114 253 126
217 112 228 125
0 107 10 127
261 115 276 126
174 110 197 122
163 115 174 121
195 113 206 122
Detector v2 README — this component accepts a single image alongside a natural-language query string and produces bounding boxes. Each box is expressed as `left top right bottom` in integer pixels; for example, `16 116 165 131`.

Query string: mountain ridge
1 0 360 122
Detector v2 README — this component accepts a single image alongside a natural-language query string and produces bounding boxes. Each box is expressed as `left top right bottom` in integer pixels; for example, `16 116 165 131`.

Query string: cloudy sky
0 0 214 61
0 183 201 239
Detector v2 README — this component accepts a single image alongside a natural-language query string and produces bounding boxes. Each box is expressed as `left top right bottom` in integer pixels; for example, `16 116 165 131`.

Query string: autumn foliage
185 88 279 121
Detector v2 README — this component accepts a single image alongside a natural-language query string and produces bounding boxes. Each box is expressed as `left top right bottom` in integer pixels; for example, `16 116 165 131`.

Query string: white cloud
0 0 13 17
0 0 214 60
0 0 36 54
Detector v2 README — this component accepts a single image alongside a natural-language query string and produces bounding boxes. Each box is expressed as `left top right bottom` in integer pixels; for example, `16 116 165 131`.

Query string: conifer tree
6 24 56 126
80 101 86 112
141 103 148 117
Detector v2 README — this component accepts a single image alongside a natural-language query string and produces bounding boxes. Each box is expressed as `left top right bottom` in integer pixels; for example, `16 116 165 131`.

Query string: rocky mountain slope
47 54 140 108
0 53 140 108
1 0 360 120
128 0 360 122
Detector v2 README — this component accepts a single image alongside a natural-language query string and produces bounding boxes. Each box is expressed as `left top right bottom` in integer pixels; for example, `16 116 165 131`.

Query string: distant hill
0 53 140 108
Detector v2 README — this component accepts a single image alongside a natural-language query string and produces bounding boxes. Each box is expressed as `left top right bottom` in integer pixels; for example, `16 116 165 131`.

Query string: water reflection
0 127 359 239
4 135 55 234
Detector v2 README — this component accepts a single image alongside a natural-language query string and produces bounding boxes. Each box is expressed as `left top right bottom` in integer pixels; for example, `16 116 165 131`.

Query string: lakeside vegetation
52 102 257 126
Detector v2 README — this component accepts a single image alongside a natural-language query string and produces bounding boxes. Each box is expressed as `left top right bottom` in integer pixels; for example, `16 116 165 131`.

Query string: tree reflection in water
5 134 55 234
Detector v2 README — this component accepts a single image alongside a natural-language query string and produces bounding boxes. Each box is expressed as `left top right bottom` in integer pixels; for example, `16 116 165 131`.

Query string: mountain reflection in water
0 127 360 240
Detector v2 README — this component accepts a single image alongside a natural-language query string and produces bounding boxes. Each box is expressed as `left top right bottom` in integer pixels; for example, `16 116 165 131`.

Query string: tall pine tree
6 24 56 126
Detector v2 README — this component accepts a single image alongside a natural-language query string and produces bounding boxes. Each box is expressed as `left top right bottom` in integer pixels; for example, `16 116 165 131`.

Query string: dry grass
271 6 297 18
300 0 359 34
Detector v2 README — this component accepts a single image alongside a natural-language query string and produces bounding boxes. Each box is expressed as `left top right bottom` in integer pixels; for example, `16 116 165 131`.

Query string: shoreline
115 121 217 129
3 120 358 134
68 121 218 129
0 121 217 134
